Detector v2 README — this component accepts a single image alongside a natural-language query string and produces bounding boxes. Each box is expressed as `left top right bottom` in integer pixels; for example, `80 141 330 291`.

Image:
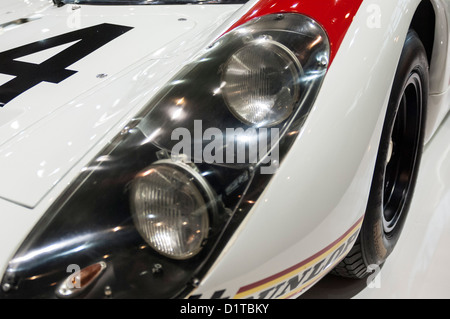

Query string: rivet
104 286 112 297
120 127 129 135
2 283 11 292
191 278 200 287
318 56 329 67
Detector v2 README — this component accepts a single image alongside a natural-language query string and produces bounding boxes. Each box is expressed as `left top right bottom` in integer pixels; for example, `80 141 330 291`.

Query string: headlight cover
0 14 330 299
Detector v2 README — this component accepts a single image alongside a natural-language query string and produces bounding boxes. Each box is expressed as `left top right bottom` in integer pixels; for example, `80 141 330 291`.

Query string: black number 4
0 23 133 106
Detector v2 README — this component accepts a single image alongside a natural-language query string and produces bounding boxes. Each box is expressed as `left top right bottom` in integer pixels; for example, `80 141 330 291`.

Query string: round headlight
221 39 302 127
130 163 211 260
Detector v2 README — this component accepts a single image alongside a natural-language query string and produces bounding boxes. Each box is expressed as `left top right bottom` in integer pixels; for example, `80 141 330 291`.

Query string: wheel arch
410 0 436 66
411 0 450 142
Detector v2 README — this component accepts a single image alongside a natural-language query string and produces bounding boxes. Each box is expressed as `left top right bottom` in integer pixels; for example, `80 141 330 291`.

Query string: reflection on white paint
303 114 450 299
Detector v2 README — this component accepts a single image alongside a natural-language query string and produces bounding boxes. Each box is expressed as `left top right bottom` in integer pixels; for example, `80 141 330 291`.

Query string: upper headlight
222 39 302 126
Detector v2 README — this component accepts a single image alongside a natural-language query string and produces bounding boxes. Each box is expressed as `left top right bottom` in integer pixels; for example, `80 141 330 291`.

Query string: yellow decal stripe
234 217 363 299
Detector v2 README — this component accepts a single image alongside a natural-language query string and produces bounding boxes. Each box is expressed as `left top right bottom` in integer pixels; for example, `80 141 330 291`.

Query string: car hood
0 1 242 208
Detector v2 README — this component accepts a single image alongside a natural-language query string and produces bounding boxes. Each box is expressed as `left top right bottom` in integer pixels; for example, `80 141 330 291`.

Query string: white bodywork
0 0 449 298
194 0 450 299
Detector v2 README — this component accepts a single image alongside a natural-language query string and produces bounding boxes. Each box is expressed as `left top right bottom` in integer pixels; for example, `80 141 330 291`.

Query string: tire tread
331 241 367 279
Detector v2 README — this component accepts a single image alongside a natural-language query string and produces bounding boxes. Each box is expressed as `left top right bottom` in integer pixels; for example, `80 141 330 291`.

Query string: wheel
332 30 428 278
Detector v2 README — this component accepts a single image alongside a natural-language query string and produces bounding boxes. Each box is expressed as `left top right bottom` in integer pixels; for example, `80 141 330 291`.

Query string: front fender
192 0 423 299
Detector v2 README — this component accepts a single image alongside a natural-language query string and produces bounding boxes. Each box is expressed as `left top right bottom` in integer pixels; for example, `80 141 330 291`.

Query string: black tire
332 30 428 278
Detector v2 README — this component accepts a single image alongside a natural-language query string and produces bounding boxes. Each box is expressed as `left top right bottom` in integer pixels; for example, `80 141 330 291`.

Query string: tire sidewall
360 30 429 267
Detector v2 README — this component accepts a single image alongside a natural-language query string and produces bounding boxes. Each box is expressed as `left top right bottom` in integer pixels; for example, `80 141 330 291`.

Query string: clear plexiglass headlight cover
1 14 329 299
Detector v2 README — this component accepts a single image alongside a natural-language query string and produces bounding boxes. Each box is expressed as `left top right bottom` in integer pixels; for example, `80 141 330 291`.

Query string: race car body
0 0 448 299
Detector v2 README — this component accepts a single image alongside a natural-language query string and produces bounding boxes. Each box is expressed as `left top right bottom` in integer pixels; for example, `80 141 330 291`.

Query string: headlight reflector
130 163 210 260
222 39 302 126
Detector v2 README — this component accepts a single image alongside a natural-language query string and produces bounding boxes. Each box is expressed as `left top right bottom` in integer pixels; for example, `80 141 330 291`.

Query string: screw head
318 56 329 67
191 278 200 287
104 286 112 297
2 283 11 292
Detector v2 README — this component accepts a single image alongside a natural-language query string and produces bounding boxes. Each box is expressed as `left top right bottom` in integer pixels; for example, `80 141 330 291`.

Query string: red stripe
227 0 363 64
237 216 364 294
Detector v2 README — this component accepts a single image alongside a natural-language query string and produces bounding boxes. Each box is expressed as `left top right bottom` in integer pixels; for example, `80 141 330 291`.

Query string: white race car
0 0 448 299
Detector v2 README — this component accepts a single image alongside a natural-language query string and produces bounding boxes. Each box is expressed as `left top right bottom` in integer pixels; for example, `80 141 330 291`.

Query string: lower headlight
130 162 212 260
222 38 303 127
